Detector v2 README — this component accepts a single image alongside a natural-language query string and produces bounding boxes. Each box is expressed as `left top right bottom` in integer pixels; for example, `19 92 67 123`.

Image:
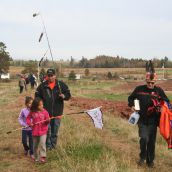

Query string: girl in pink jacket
26 97 50 163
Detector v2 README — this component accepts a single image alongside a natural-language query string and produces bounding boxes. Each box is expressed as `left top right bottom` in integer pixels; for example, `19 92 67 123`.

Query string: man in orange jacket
35 69 71 150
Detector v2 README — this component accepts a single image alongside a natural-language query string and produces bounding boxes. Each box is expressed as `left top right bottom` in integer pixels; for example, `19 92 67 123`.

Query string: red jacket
26 109 50 136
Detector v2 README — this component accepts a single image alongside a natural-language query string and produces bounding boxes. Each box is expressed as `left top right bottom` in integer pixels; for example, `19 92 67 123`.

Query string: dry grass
9 66 24 75
62 67 172 79
1 77 172 171
9 66 172 79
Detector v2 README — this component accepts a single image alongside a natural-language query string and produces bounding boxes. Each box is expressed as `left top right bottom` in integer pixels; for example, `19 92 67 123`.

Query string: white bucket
128 112 140 125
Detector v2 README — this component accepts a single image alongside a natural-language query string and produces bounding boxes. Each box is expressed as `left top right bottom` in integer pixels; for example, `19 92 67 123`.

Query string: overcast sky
0 0 172 60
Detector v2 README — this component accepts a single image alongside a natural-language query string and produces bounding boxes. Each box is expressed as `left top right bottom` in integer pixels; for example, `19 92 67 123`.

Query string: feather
39 57 44 67
33 13 37 17
146 61 149 72
33 13 39 17
38 50 48 67
149 60 155 73
39 33 44 42
146 60 155 73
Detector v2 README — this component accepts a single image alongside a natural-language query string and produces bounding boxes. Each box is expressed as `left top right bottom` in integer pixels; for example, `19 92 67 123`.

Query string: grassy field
10 66 172 79
1 67 172 171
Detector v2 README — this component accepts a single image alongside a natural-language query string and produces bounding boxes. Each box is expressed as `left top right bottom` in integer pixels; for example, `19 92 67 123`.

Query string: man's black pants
138 123 157 164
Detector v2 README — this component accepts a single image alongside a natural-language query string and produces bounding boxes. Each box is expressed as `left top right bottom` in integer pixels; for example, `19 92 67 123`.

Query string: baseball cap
47 68 55 75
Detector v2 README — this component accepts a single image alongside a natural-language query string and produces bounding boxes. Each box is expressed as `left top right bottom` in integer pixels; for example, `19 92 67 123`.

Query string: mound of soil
70 97 132 119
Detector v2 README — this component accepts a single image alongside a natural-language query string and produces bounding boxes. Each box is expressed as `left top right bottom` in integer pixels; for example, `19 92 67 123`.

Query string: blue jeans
22 130 33 155
46 118 61 149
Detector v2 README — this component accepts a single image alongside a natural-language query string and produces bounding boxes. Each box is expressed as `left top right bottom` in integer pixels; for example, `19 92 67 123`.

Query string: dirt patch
112 81 144 92
157 80 172 91
70 97 131 119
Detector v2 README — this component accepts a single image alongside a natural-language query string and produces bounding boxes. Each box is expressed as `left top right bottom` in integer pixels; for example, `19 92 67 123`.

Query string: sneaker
35 159 39 163
40 157 46 163
137 159 145 166
147 162 155 168
31 156 39 163
30 154 35 160
24 150 28 156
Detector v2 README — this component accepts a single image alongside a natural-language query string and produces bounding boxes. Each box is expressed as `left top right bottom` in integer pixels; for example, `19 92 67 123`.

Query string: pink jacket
26 109 50 136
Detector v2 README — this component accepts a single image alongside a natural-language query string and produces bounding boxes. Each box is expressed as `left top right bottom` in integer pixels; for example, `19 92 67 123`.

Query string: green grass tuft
65 143 104 161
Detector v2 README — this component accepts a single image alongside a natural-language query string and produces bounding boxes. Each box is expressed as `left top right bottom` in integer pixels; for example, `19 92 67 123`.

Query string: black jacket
128 85 169 125
35 80 71 117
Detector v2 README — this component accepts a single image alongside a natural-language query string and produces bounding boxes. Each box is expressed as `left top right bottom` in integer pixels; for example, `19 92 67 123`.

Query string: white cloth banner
86 107 103 129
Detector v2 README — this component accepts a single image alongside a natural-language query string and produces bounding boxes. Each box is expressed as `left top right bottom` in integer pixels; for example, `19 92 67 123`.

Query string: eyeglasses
147 82 155 85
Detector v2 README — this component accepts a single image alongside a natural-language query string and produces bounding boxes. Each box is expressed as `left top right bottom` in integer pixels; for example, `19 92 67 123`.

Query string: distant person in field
18 96 34 160
25 76 30 85
35 68 71 150
128 61 169 168
26 98 50 163
29 74 37 89
19 76 27 93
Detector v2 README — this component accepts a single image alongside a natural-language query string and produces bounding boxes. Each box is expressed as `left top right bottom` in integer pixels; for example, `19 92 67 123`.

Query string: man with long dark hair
35 68 71 150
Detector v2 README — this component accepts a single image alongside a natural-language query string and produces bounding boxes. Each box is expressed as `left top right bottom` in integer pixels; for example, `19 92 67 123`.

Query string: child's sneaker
24 150 28 156
30 154 35 160
40 157 46 163
35 159 39 163
30 156 38 163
